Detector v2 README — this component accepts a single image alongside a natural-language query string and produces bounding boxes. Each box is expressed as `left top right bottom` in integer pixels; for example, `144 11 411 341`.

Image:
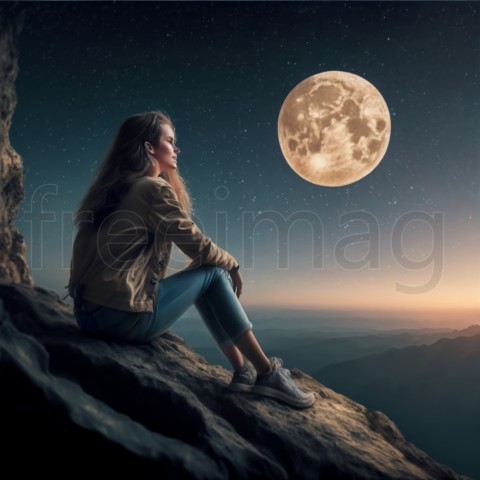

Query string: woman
68 111 315 409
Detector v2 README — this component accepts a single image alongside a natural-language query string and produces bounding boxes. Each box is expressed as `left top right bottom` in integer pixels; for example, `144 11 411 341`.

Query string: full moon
278 71 391 187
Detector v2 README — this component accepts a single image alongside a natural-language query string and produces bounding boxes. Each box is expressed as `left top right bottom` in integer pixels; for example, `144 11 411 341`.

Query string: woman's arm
147 180 239 273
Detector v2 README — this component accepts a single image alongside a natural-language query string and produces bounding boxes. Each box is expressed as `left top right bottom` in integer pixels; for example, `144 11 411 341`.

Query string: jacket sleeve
147 181 238 271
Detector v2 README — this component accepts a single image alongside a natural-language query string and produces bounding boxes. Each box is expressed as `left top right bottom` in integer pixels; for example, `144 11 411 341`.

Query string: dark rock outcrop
0 282 471 480
0 4 33 285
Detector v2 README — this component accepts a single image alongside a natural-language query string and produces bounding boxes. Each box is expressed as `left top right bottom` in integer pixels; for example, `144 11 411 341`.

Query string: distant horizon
34 270 479 330
27 260 480 323
172 303 480 331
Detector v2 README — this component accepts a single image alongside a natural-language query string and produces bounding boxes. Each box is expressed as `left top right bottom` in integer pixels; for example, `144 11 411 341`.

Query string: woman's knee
202 264 229 280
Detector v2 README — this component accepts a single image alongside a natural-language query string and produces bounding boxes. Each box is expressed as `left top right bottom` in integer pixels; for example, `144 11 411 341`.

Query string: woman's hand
230 267 243 298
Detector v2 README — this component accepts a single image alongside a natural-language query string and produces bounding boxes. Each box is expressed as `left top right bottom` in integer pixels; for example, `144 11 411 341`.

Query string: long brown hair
74 111 191 229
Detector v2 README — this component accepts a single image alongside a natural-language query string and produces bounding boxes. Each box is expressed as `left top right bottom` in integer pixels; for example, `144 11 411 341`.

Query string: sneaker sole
252 385 315 408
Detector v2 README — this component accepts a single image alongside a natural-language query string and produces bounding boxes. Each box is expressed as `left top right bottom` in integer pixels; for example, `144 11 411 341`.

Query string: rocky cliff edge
0 4 32 285
0 282 470 480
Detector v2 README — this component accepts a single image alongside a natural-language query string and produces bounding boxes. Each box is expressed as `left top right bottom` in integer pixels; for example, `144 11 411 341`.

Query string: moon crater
278 71 391 187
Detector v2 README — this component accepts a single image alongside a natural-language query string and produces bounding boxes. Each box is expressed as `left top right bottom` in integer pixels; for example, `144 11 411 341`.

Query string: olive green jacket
68 176 238 312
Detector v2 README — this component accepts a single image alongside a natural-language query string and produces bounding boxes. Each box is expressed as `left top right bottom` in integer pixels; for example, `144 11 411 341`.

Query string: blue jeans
75 265 253 346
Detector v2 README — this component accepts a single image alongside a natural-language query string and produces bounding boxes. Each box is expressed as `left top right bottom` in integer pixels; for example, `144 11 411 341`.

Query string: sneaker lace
270 357 293 379
270 357 283 370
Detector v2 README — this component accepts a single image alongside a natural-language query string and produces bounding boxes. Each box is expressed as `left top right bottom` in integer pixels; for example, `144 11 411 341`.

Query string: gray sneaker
252 357 315 408
228 359 257 392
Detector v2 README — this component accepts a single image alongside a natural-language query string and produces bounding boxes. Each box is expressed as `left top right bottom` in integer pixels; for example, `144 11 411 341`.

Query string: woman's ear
144 141 155 155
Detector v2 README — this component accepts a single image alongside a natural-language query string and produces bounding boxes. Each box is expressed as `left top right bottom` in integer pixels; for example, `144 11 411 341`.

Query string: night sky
10 1 479 321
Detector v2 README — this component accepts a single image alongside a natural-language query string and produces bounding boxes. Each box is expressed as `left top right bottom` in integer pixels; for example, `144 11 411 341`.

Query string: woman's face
146 123 180 176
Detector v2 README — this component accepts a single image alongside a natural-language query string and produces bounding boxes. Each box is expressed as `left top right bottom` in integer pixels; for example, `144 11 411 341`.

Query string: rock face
0 5 33 285
0 282 471 480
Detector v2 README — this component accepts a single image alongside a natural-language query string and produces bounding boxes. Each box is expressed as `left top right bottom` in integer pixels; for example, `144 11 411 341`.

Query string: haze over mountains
171 310 480 479
171 309 480 374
